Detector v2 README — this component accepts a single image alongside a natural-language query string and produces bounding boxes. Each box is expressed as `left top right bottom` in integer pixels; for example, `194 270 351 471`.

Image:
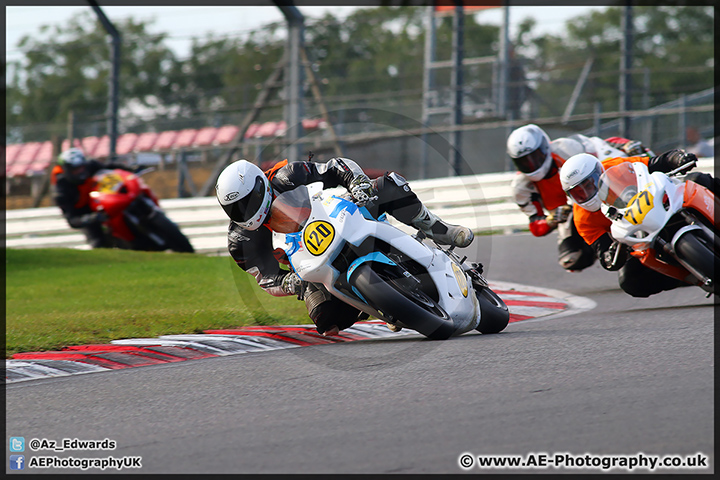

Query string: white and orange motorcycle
598 160 718 295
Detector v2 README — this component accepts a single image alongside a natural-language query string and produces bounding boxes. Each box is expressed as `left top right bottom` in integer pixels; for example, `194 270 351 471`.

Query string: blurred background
5 3 715 208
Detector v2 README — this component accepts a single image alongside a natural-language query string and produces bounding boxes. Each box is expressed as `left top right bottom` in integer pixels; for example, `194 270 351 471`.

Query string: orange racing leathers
510 135 642 271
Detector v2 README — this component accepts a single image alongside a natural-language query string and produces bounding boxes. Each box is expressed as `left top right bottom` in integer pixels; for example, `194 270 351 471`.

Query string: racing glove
648 149 697 174
546 205 572 228
528 215 554 237
619 140 646 157
281 271 304 296
348 174 378 206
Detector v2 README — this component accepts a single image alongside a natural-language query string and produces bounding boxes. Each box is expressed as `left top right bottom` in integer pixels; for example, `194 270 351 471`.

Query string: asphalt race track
5 233 714 474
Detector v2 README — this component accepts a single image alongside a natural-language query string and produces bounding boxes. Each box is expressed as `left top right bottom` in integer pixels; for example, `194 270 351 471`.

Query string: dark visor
512 148 547 174
223 177 266 223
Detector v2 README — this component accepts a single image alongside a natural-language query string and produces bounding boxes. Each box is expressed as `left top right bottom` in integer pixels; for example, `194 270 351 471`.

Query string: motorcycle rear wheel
350 263 455 340
474 287 510 334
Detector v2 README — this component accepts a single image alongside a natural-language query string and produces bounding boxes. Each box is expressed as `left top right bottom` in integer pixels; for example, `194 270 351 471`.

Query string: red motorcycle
88 168 194 253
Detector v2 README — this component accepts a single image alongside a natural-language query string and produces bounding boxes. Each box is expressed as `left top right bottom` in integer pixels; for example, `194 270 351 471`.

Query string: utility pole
448 4 464 176
89 1 120 160
619 4 633 138
67 110 75 148
420 6 437 180
276 4 305 163
498 4 510 119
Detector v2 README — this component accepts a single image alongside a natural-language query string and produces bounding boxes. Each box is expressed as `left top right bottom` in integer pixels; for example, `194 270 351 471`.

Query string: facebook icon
10 455 25 470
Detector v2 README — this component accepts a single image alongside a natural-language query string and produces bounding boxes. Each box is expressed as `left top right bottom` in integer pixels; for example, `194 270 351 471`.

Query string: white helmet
215 160 272 230
506 124 553 181
560 153 605 212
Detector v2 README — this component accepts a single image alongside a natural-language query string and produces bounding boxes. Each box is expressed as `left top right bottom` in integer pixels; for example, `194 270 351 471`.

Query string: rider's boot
410 204 474 248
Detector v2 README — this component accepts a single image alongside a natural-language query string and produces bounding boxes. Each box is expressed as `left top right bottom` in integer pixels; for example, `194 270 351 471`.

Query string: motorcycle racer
216 156 475 336
507 124 654 272
51 148 136 248
559 148 716 297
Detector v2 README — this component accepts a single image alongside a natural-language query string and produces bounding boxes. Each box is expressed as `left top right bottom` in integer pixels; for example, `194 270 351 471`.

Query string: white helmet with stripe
560 153 605 212
215 160 272 230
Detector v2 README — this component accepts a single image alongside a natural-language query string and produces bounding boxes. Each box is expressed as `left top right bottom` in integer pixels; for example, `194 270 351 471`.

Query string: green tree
6 10 179 141
304 7 501 128
168 27 285 126
14 6 710 147
515 6 714 120
306 8 425 97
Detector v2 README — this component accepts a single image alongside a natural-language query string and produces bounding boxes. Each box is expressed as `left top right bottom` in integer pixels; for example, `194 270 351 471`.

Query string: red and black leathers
51 159 135 248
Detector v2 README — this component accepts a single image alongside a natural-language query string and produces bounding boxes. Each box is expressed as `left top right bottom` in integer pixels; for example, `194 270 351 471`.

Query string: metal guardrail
5 158 714 255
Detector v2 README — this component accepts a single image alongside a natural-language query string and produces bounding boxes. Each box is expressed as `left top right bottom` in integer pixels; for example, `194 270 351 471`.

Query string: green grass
5 248 311 357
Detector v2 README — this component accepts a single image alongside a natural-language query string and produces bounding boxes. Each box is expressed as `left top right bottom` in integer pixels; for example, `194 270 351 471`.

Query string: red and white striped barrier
5 282 595 383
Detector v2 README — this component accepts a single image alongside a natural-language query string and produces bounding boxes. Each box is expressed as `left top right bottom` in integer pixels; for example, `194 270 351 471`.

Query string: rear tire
475 287 509 334
350 263 455 340
674 230 716 293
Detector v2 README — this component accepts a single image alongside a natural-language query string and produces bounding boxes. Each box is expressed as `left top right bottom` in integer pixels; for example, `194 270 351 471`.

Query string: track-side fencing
5 158 714 255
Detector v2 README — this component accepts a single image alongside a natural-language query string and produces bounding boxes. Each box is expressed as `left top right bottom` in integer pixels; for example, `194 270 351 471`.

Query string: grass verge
5 248 310 357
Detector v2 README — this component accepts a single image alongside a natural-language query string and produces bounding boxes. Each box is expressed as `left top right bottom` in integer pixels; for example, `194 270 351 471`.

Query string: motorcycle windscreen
267 185 312 233
598 163 638 208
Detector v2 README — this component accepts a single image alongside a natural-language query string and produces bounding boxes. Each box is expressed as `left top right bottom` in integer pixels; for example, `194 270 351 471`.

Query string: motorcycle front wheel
474 287 510 334
128 210 195 253
674 230 716 294
350 263 455 340
148 212 195 253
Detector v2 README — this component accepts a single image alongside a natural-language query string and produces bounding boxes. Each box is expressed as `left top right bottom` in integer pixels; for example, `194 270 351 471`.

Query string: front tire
128 210 195 253
475 287 509 334
674 230 716 293
146 211 195 253
350 263 455 340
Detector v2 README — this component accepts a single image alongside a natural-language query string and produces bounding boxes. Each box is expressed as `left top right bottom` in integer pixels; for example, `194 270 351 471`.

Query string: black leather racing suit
227 157 423 334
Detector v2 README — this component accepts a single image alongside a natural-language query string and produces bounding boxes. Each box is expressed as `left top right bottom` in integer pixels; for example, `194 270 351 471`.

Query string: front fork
123 196 165 248
655 231 713 290
679 209 720 250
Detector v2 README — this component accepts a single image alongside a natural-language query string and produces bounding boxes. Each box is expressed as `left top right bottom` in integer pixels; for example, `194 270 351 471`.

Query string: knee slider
558 237 595 271
385 171 412 194
387 171 408 187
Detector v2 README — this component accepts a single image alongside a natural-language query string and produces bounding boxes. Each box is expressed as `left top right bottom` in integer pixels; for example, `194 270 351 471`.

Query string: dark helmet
58 148 90 184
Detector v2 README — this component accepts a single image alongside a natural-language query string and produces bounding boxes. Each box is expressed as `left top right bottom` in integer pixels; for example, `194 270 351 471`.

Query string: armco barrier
4 159 714 255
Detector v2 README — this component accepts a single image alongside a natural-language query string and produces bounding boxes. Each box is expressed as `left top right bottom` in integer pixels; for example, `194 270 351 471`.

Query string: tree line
6 5 714 143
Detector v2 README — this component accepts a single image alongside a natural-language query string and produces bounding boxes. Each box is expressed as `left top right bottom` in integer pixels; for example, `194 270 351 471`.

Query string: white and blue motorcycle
267 183 509 340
